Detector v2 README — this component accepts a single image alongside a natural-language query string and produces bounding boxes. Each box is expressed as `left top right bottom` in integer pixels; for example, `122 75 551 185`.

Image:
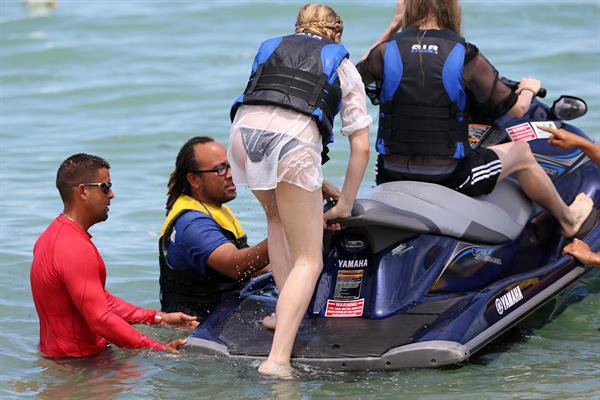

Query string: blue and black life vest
377 27 469 159
230 33 349 163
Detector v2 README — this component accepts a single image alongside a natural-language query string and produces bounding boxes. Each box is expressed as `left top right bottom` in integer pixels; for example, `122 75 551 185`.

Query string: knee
263 205 280 221
294 258 323 276
267 213 281 224
516 141 535 160
512 142 536 169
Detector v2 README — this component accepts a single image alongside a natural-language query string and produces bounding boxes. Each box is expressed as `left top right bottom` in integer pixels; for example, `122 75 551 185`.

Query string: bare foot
261 313 276 330
562 193 594 238
258 359 294 379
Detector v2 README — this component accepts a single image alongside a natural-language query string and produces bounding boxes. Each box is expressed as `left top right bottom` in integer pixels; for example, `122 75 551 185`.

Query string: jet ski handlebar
501 77 546 98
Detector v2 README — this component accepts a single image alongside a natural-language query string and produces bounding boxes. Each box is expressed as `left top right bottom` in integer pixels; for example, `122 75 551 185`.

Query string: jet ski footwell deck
186 293 470 369
186 264 593 370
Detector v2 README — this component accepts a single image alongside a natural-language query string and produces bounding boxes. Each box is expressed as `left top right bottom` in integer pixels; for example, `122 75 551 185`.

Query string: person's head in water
166 137 237 212
295 3 343 42
56 153 114 227
402 0 462 34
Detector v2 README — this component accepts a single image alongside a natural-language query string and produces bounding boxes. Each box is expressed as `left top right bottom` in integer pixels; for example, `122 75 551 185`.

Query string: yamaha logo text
495 286 524 315
338 259 368 269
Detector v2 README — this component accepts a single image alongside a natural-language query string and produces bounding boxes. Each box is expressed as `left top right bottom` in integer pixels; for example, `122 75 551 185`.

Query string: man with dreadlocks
158 137 270 320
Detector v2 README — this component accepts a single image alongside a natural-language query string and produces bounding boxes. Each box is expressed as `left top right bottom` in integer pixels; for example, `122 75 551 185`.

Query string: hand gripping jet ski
186 83 600 370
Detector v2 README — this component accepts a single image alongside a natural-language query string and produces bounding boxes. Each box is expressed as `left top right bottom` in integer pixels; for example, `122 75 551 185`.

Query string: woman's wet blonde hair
295 3 343 41
402 0 461 34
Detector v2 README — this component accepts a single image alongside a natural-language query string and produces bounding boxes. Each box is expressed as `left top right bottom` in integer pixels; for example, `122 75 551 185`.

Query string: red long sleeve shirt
30 215 166 357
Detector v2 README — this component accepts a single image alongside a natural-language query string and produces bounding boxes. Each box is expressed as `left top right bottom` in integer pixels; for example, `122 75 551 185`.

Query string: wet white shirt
228 58 372 192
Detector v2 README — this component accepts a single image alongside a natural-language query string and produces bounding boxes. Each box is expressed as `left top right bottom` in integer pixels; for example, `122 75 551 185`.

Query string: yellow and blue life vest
158 195 248 315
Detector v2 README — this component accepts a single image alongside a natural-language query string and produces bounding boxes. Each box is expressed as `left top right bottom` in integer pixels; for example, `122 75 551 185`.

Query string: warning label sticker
506 122 537 142
468 124 491 148
334 269 363 300
530 121 557 139
325 299 365 317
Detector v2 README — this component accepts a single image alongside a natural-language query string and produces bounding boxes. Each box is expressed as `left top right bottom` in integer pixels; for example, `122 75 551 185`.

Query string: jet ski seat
341 180 533 246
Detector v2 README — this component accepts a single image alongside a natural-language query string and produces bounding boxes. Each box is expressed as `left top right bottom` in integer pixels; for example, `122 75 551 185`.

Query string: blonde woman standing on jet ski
228 3 371 378
357 0 593 239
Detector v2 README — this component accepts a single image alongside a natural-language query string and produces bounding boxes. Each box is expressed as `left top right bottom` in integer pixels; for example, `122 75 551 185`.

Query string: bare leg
252 190 292 330
261 221 292 330
252 190 293 290
258 182 324 378
490 142 593 237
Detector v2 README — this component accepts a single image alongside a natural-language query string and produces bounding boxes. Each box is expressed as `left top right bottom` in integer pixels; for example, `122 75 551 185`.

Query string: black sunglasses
193 164 230 177
72 182 112 194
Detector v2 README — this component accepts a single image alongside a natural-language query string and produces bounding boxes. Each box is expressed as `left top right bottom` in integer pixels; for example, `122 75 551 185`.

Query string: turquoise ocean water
1 0 599 398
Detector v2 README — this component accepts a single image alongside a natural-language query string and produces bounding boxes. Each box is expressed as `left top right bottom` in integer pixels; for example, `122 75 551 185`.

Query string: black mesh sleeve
356 43 387 106
464 49 518 122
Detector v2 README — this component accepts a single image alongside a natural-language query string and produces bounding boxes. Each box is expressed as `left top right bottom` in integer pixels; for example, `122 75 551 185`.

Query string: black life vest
230 33 349 163
158 210 249 311
377 27 469 159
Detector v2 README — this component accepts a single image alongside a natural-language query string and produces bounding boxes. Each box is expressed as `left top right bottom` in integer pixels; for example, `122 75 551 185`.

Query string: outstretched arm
507 77 541 118
62 251 167 351
359 0 405 62
539 126 600 167
105 292 157 325
324 60 371 228
323 128 370 228
207 239 269 280
564 239 600 269
105 293 198 328
180 215 270 281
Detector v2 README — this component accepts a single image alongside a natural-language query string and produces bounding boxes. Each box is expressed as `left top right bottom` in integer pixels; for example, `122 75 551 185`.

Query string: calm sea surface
1 1 599 398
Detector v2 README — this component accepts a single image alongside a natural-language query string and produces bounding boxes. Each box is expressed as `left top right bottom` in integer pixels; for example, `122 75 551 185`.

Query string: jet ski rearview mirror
551 95 587 121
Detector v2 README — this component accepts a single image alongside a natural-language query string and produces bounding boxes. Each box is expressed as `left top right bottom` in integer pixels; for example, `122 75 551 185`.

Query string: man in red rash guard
30 153 198 358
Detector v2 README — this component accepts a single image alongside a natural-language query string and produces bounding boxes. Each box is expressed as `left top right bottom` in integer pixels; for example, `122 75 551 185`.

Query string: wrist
578 137 594 152
585 251 599 266
154 312 163 325
336 197 354 216
518 88 536 96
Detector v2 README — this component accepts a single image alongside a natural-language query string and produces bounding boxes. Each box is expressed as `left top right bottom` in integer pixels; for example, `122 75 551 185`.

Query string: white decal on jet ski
432 242 475 287
495 286 524 315
473 248 502 265
170 228 176 243
338 259 368 269
392 243 414 256
541 165 560 177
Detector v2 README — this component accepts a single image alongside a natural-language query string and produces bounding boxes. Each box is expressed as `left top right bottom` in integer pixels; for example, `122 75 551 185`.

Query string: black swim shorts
448 147 502 196
376 147 502 197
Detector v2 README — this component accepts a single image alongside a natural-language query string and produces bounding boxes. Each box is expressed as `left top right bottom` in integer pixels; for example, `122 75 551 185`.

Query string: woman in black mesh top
357 0 593 239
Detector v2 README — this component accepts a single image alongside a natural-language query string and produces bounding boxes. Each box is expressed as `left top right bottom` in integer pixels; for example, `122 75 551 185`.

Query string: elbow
215 263 241 280
508 103 528 118
220 260 247 280
361 145 371 162
224 269 242 281
225 258 265 281
351 132 371 160
88 312 110 332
